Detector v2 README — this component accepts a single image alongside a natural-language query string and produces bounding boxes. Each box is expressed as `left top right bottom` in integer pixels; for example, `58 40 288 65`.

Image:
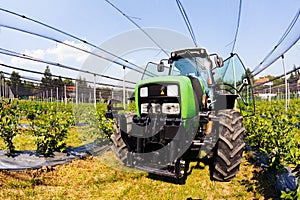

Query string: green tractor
110 47 254 181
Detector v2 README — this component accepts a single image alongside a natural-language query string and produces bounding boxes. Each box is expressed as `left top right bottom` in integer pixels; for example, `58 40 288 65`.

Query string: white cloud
11 49 46 68
7 40 90 80
46 40 90 63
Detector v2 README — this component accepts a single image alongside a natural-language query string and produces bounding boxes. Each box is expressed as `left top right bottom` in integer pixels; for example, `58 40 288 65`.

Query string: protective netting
252 9 300 76
0 140 110 170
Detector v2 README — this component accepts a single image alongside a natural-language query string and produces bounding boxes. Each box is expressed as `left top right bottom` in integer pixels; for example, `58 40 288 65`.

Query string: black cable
104 0 169 56
0 47 136 85
0 24 156 78
0 63 134 89
1 71 41 84
251 8 300 76
253 65 300 88
0 8 154 76
175 0 198 47
231 0 242 53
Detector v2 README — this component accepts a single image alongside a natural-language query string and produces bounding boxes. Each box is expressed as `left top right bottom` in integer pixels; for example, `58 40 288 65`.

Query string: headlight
162 103 180 115
167 85 178 96
140 87 148 97
141 103 161 114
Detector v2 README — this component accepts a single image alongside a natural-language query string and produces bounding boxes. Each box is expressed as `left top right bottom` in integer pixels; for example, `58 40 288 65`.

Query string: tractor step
134 165 179 178
192 140 204 146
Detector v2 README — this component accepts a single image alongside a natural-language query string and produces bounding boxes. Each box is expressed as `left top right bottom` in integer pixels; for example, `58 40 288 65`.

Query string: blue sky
0 0 299 82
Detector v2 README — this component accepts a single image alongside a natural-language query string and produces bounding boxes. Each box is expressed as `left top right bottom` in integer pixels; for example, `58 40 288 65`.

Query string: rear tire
111 118 128 165
211 109 245 181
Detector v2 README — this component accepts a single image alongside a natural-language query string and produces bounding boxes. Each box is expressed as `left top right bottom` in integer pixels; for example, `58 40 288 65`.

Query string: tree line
1 66 119 101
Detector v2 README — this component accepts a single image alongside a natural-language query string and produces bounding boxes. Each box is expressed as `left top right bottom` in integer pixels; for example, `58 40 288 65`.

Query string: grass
0 150 278 200
0 124 104 151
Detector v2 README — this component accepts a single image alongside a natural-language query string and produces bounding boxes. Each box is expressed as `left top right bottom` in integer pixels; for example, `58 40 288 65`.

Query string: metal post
50 89 53 102
56 87 59 102
288 82 290 106
123 66 126 110
281 55 288 112
75 81 78 106
0 76 2 99
3 82 5 98
94 74 96 108
64 84 67 105
89 91 92 103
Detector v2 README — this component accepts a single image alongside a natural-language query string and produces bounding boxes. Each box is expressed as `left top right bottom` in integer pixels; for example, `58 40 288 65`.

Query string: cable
175 0 198 47
104 0 169 56
251 8 300 76
0 47 136 85
231 0 242 53
0 63 135 89
0 8 154 76
0 24 156 78
253 65 300 88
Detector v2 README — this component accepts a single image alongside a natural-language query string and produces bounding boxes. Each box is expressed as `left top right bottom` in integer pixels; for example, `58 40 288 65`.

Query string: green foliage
95 104 114 138
29 104 73 156
127 102 136 112
244 99 300 198
0 99 20 154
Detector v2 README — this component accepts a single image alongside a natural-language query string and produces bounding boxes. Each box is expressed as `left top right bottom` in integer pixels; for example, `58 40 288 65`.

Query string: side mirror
214 56 224 67
157 62 165 72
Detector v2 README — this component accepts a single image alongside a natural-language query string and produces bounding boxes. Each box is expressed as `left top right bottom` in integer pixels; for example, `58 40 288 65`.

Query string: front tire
211 109 245 181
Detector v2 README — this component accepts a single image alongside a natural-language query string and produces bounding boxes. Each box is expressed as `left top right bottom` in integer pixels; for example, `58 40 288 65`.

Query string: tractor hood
134 75 204 119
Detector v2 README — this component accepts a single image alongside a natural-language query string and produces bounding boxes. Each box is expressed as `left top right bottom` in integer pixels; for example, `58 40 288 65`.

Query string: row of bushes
0 100 117 156
243 99 300 199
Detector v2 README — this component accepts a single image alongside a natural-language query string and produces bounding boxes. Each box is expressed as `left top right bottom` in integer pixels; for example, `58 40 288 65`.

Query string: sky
0 0 299 86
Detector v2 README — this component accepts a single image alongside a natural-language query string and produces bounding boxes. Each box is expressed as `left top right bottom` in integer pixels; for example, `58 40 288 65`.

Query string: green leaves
29 103 73 156
244 99 300 199
0 99 20 155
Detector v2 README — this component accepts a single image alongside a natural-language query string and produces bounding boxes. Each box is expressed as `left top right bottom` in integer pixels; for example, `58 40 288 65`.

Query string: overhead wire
231 0 242 53
1 23 157 79
0 63 135 89
251 8 300 76
253 65 300 88
104 0 169 56
0 8 156 77
0 47 136 85
175 0 198 47
1 71 41 84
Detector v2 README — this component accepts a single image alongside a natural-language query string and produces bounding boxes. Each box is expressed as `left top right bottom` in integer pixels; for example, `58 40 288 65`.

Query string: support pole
123 66 126 110
50 89 53 102
64 84 67 105
94 74 96 109
281 55 288 112
75 81 78 106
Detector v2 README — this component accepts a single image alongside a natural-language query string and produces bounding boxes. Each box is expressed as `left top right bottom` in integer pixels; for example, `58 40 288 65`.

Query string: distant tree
20 80 35 98
63 78 74 86
40 66 53 92
77 76 88 88
9 71 21 98
53 76 64 99
289 73 295 82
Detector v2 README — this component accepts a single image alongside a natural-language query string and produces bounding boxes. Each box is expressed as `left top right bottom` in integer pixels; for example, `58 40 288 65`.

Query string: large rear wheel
211 109 245 181
111 116 129 165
